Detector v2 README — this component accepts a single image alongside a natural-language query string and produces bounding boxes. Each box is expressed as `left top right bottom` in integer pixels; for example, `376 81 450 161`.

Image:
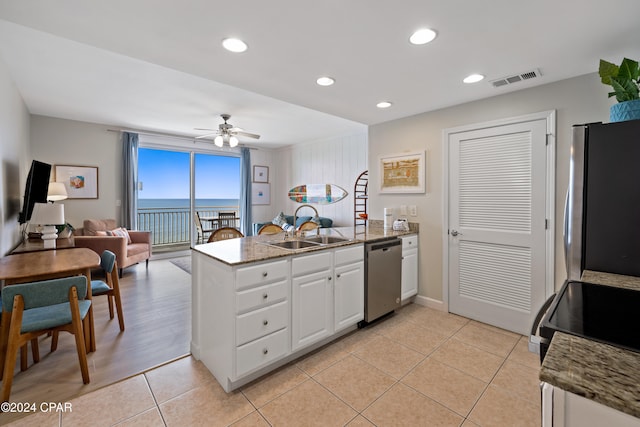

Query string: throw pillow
95 231 109 236
310 214 321 225
110 227 132 244
272 212 287 227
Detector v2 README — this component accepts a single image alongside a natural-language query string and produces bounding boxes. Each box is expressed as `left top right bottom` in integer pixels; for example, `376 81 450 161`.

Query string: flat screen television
18 160 51 224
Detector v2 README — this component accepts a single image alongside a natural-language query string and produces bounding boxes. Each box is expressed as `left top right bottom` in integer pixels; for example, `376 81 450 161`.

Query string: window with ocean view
137 147 240 248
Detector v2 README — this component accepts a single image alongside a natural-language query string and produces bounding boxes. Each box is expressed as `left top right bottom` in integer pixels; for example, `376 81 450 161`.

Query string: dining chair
208 227 244 242
0 276 91 401
195 212 214 244
218 212 237 228
90 250 125 332
0 300 38 373
257 224 284 235
298 221 319 232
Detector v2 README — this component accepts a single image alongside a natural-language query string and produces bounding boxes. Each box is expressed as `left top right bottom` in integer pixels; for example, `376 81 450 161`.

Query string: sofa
73 219 152 277
252 214 333 235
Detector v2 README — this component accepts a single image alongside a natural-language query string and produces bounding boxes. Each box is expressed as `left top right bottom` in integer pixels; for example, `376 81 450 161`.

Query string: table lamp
31 202 65 246
47 182 68 202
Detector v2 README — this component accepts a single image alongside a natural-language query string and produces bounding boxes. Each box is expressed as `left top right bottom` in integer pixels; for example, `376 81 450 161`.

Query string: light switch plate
409 205 417 216
400 205 407 215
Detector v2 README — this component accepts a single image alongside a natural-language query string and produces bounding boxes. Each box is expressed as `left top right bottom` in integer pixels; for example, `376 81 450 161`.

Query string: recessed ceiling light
409 28 437 45
463 74 485 84
316 76 335 86
376 101 393 109
222 38 248 53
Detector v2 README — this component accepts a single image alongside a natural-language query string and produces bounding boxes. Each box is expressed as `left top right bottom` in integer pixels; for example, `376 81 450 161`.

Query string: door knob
450 230 463 236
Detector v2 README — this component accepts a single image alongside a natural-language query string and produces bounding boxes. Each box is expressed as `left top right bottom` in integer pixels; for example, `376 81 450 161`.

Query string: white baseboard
414 295 446 312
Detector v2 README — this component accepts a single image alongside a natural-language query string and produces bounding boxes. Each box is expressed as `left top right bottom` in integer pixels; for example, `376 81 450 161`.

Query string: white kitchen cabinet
192 242 364 392
401 234 418 301
291 252 333 351
542 382 640 427
334 246 364 332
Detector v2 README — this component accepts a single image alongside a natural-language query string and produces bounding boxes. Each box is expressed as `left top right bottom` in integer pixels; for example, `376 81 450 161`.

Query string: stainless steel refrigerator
565 120 640 280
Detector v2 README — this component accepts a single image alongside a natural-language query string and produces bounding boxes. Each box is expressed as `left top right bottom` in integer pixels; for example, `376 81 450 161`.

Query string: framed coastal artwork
253 165 269 183
55 165 99 199
252 183 271 205
379 151 425 193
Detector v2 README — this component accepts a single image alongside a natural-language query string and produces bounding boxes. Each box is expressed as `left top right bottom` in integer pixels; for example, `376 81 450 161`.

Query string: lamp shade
47 182 68 201
31 202 65 225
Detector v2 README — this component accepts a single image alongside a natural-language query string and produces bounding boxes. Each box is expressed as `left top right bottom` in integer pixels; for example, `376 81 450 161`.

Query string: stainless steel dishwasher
362 238 402 324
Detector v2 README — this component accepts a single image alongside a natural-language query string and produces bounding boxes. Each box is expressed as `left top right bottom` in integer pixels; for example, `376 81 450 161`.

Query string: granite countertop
192 224 418 266
540 332 640 418
581 269 640 291
540 270 640 419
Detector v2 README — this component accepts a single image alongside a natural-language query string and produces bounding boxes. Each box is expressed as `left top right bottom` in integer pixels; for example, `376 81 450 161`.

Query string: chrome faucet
293 204 319 237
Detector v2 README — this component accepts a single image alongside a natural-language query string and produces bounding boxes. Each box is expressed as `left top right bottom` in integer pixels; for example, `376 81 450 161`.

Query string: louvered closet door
448 119 547 335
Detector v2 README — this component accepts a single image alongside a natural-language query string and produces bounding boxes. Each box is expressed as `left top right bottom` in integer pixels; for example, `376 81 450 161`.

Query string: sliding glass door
137 147 240 250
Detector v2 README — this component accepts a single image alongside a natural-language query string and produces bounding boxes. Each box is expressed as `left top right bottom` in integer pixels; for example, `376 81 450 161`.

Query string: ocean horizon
139 198 239 209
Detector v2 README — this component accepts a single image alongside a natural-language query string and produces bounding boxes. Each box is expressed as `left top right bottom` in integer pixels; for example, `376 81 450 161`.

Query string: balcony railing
137 205 239 247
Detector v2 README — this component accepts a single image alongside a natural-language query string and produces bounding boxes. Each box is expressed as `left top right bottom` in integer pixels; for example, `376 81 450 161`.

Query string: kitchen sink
263 240 322 250
303 236 351 245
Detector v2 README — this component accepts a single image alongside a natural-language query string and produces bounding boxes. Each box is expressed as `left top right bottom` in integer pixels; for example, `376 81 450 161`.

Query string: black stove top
540 280 640 354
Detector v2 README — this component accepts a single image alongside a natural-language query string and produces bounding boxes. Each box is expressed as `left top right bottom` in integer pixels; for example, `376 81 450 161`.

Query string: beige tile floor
7 304 541 427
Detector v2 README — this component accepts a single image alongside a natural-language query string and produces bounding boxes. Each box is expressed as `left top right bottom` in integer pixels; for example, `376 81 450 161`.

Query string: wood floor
0 256 191 424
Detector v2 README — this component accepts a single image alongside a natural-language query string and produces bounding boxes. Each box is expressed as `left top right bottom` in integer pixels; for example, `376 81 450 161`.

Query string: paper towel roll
384 207 394 229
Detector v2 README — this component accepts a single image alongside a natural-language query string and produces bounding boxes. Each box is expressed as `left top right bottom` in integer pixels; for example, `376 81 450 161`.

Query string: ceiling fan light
229 136 239 147
214 135 224 147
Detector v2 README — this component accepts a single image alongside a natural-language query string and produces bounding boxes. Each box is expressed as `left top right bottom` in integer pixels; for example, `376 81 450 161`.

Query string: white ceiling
1 1 640 148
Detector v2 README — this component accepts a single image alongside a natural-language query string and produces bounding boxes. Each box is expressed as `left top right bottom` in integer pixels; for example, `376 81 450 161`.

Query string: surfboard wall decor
288 184 348 204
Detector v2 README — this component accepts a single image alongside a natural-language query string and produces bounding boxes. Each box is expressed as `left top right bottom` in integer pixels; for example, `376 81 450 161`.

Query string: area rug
170 256 191 274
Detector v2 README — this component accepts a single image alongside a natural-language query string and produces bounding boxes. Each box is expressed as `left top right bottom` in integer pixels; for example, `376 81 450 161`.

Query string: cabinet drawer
236 279 287 314
335 244 363 266
402 235 418 250
236 328 288 377
236 259 289 290
292 251 332 276
236 301 288 346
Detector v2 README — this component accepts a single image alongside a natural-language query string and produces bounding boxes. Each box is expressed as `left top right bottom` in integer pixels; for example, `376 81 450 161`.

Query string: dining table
0 247 101 356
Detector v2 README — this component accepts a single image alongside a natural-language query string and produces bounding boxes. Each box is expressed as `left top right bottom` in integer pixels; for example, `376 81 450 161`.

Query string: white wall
0 57 31 255
369 72 612 303
30 115 121 229
266 132 368 227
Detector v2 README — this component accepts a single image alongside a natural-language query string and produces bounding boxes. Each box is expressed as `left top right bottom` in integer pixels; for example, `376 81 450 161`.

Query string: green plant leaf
619 58 640 81
599 59 619 85
611 77 639 102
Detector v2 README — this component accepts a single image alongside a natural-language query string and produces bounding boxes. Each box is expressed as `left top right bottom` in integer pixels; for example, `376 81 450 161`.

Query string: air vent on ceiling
490 69 542 88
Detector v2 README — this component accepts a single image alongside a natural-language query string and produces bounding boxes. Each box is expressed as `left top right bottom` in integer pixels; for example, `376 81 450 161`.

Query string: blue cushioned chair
91 250 125 331
0 276 91 402
0 300 39 374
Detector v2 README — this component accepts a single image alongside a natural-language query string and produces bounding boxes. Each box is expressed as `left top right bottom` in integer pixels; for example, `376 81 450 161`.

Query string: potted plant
599 57 640 122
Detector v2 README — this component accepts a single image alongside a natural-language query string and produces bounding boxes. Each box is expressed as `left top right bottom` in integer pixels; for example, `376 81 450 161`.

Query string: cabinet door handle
336 274 341 278
263 319 269 326
328 277 332 281
262 293 268 299
263 348 268 355
262 272 268 277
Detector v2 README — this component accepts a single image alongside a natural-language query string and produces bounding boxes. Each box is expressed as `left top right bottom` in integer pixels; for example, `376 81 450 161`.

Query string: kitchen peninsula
190 224 417 392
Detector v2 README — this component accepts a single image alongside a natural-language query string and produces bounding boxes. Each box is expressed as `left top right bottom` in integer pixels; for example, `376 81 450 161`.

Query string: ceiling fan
195 114 261 147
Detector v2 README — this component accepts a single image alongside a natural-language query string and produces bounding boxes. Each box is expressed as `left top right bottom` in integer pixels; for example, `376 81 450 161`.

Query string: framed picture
253 165 269 183
379 151 425 193
252 183 271 205
55 165 99 199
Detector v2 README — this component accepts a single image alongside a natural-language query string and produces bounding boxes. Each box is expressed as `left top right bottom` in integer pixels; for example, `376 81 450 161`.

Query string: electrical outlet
409 205 417 216
400 205 407 215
